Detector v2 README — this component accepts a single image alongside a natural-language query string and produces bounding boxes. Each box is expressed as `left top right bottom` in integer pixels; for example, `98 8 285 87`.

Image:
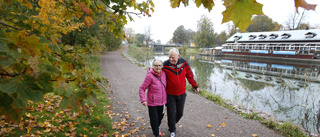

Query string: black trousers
148 105 164 136
167 93 187 132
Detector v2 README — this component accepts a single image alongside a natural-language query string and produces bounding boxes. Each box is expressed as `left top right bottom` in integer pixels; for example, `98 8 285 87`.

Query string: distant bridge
152 44 186 53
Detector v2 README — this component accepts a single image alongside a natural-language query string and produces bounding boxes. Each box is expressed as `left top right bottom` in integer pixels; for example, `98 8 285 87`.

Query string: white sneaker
170 132 175 137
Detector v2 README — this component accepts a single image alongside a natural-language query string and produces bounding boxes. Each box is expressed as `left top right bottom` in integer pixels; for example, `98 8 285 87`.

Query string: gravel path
100 45 283 137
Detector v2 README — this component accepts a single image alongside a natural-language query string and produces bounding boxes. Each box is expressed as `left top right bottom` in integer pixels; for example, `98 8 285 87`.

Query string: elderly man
162 48 199 137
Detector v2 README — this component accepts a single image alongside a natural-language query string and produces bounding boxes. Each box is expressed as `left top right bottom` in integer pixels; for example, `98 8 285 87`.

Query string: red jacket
163 58 198 95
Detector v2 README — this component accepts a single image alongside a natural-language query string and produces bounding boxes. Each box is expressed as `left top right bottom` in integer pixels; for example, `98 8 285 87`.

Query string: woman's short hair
152 59 163 66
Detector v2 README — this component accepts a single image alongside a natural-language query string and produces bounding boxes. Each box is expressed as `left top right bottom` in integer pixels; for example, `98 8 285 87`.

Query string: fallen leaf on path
221 122 226 127
211 134 215 136
206 124 212 128
252 134 258 137
224 116 228 119
178 125 183 128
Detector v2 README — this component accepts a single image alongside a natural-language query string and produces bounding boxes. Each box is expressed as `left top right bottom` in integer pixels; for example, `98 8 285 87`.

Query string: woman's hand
142 101 147 107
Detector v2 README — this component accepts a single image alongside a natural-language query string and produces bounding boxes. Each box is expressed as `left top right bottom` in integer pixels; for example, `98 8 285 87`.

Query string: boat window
314 44 320 51
258 34 267 39
269 34 279 39
285 44 295 50
305 32 317 38
245 44 249 49
249 35 256 40
281 33 291 39
233 45 238 49
290 45 295 50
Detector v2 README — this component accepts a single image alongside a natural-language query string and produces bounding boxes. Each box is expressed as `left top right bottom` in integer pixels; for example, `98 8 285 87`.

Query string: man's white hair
169 48 180 55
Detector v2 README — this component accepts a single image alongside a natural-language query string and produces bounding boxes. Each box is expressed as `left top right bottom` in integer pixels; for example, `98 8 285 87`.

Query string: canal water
142 53 320 134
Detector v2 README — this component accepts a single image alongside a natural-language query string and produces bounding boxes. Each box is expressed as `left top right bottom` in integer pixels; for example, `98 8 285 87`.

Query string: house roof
226 29 320 43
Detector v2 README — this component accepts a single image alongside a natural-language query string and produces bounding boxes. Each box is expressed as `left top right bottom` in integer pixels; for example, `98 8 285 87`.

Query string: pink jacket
139 68 167 106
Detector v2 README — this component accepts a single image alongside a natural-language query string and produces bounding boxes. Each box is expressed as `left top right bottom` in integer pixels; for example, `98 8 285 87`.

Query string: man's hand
142 101 147 107
194 87 199 93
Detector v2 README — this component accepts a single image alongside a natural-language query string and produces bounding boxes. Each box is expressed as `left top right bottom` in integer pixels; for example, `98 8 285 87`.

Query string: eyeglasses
154 65 162 67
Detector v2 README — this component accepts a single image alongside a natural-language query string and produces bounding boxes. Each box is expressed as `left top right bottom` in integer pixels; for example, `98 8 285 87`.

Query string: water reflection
144 53 320 134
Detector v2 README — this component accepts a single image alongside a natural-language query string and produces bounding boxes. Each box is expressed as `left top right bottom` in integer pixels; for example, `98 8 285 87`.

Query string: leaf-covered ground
0 89 156 137
0 92 116 137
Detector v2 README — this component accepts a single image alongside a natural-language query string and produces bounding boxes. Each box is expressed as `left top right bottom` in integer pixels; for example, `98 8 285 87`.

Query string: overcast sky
125 0 320 44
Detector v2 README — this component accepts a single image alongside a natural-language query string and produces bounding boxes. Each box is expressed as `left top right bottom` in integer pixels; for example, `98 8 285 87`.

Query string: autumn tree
172 25 188 45
246 15 281 32
0 0 154 120
144 26 152 46
194 15 216 48
135 33 146 45
186 29 196 43
125 28 135 44
285 9 309 30
216 31 228 46
226 22 240 38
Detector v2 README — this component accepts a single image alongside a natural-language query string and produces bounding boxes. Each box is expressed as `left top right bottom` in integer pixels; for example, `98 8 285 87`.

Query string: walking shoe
170 132 175 137
159 131 161 136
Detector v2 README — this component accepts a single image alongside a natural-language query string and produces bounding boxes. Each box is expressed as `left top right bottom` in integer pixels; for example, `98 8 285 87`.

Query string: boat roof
226 29 320 43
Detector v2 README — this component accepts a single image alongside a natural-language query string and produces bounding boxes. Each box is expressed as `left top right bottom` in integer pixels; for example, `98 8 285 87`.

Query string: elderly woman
139 59 167 137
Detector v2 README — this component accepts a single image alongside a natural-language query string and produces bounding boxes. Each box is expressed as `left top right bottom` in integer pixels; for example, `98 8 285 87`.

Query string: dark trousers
148 105 164 136
167 93 187 132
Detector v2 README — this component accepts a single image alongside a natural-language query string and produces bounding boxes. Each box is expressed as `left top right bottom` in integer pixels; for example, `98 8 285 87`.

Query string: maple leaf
222 0 264 32
195 0 215 11
170 0 188 8
294 0 317 12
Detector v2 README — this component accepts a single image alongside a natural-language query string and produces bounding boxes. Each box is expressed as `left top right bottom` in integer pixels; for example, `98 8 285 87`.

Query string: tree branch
0 21 23 31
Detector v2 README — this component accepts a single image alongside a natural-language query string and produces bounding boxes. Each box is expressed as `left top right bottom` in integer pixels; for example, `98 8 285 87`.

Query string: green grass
185 48 199 54
127 44 154 63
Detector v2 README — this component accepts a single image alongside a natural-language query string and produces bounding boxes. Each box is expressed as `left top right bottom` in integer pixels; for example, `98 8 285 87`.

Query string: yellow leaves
221 122 226 127
96 4 105 13
222 0 264 32
294 0 317 12
19 0 33 9
207 124 212 128
194 0 214 11
252 134 258 137
84 16 96 28
79 3 92 15
0 92 109 136
27 126 32 133
211 134 215 136
8 30 41 57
